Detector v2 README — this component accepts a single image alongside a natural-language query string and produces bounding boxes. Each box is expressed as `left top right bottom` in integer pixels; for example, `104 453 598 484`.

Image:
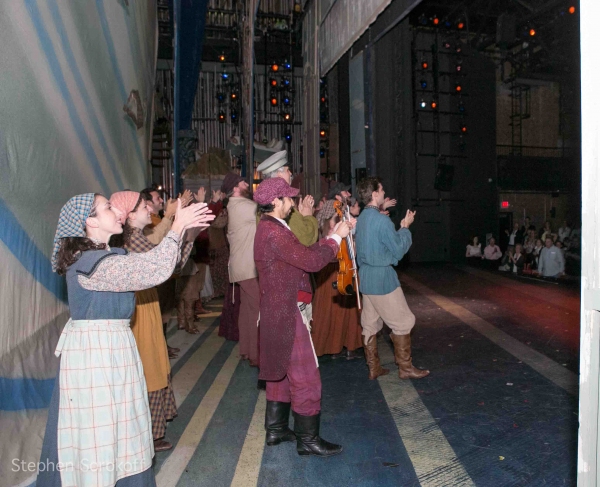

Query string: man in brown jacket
222 172 260 366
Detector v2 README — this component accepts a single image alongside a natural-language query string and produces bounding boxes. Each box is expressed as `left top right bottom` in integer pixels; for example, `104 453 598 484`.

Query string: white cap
257 150 288 175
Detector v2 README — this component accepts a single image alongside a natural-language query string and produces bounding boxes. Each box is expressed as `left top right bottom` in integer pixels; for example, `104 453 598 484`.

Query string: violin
332 200 361 309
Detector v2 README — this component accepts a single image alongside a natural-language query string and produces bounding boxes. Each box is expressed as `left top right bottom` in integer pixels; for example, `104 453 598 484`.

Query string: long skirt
219 282 240 341
209 246 229 298
311 262 363 356
148 376 177 440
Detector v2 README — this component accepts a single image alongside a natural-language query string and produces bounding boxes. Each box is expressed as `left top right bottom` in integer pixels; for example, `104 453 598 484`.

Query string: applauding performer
355 178 430 381
253 178 352 457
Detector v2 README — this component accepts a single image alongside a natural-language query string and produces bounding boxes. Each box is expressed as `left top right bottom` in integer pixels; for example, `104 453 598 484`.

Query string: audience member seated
531 238 543 270
505 222 524 249
466 236 482 266
537 237 565 278
539 221 556 243
558 221 571 242
508 244 525 275
482 237 502 269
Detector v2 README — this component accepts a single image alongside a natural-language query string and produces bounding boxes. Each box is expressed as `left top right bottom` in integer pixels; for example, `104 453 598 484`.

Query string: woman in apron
37 193 213 487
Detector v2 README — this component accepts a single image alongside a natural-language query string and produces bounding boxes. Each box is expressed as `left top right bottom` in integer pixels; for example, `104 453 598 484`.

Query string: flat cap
253 177 299 205
256 150 288 175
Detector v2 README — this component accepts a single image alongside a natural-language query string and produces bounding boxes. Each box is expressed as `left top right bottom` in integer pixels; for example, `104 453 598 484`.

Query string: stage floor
152 264 579 487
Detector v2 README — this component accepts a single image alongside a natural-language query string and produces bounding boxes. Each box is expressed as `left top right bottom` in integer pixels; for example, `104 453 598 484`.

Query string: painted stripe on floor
401 273 579 395
167 325 209 369
456 265 579 313
156 344 240 487
171 327 225 405
230 390 266 487
378 337 475 487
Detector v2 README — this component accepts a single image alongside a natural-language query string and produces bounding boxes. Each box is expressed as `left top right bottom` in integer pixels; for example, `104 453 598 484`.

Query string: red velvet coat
255 215 339 380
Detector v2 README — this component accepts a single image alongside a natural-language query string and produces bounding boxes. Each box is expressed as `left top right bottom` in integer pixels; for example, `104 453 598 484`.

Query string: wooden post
242 0 259 184
302 1 320 198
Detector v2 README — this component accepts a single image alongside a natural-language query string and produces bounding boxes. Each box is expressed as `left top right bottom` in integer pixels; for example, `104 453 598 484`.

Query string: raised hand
298 195 315 217
171 200 215 236
179 189 193 208
383 198 397 210
164 198 178 219
400 209 416 228
211 189 223 203
195 187 206 204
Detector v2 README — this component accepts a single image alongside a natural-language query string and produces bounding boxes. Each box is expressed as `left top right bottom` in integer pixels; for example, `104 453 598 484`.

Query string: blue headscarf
51 193 96 272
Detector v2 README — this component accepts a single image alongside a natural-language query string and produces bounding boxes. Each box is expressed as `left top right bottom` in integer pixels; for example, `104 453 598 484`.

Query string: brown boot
390 333 430 379
177 299 187 330
184 300 200 334
363 335 390 380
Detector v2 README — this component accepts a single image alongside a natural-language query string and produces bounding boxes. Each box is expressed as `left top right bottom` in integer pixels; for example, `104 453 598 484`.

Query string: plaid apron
54 319 154 487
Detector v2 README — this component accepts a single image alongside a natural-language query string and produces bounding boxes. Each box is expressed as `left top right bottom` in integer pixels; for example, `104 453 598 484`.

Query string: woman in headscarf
310 200 363 360
37 193 213 487
109 191 200 452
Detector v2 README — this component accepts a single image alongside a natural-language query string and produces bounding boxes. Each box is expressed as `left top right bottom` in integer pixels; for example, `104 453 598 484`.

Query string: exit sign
501 201 510 208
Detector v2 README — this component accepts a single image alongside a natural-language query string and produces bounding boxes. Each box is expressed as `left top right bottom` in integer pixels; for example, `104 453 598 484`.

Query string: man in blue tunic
355 177 430 381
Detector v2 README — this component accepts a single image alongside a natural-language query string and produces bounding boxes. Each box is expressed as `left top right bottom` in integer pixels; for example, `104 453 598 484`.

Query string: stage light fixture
221 72 230 80
456 65 462 72
460 124 467 133
420 79 428 89
455 84 462 92
320 148 326 158
420 99 427 108
285 132 292 142
282 77 290 87
284 60 292 70
218 53 226 62
431 100 438 109
569 6 575 14
433 16 439 25
456 44 462 53
529 28 536 36
422 61 429 69
218 111 226 123
443 40 452 49
231 92 238 100
271 64 279 72
230 111 238 122
320 129 327 138
271 97 278 106
283 96 291 106
458 21 465 29
321 96 326 103
216 92 225 102
283 112 291 121
270 78 278 87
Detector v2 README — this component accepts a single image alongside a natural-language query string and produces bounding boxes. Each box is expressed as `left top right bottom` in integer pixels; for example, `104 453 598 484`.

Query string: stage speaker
496 13 516 46
434 164 454 192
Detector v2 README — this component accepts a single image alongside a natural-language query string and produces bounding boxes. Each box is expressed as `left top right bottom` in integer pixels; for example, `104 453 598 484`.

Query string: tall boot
390 333 430 379
363 335 389 380
265 401 296 446
177 299 187 330
293 412 343 457
184 300 199 334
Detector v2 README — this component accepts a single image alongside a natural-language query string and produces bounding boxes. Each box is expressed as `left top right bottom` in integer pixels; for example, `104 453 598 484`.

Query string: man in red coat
253 177 352 457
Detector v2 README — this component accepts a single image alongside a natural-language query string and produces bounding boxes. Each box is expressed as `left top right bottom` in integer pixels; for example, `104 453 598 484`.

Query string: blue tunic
355 207 412 295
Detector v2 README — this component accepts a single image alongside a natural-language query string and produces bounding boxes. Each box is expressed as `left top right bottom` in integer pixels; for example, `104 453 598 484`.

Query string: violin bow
344 204 362 310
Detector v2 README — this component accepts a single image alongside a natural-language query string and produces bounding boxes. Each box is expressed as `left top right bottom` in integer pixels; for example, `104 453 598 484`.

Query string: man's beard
240 188 251 199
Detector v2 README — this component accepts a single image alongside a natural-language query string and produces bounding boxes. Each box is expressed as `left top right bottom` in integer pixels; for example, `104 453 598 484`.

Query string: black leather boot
293 412 343 457
265 401 296 446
